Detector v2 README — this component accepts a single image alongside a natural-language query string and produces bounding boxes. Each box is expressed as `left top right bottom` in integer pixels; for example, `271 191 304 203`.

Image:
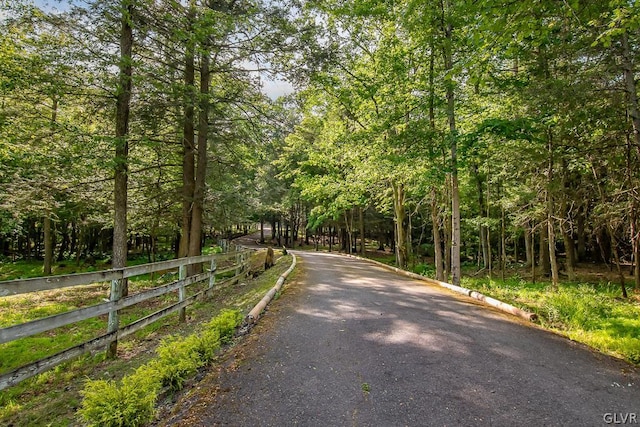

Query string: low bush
464 277 640 364
154 336 202 391
78 309 243 426
539 285 613 330
78 364 161 427
207 309 243 345
412 263 435 277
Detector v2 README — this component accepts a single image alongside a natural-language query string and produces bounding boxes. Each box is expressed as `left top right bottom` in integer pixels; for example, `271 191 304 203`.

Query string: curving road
164 251 639 426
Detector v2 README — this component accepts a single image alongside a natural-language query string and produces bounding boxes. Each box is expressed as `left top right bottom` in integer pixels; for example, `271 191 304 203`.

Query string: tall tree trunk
441 4 461 286
277 220 282 246
547 215 559 289
112 0 132 289
560 212 576 281
547 133 560 290
524 221 533 268
270 219 276 242
108 0 133 358
576 204 587 261
392 182 407 269
444 203 452 280
501 204 506 281
407 210 413 264
44 98 58 275
539 220 551 276
359 206 365 255
57 221 68 261
531 222 536 283
179 3 196 259
188 49 210 274
560 162 576 281
632 210 640 290
431 188 444 281
472 163 489 269
43 213 52 275
609 228 628 298
427 39 443 280
621 33 640 157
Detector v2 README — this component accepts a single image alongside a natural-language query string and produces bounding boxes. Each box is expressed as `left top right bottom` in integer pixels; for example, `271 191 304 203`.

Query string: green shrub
189 328 221 364
78 309 244 425
412 263 434 277
207 309 242 345
155 336 202 391
78 365 160 427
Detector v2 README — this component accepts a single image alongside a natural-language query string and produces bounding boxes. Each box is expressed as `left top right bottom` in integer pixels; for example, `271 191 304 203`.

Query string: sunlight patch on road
363 319 472 355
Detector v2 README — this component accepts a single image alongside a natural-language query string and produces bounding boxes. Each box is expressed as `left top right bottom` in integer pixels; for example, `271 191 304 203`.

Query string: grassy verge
0 250 294 426
461 276 640 364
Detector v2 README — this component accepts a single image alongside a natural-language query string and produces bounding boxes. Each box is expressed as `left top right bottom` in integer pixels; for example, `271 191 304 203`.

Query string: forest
1 0 640 298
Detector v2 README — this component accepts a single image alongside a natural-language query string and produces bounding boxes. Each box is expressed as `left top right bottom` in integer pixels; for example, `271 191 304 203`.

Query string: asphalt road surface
164 251 639 426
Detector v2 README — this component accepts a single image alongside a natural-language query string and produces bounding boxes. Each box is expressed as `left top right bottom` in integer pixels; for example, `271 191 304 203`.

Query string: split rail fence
0 249 250 391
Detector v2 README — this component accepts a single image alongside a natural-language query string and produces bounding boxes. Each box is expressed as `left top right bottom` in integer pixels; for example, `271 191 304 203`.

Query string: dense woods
1 0 640 296
0 0 296 265
278 0 640 295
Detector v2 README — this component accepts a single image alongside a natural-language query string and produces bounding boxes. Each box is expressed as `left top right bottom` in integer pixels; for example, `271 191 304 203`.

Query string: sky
29 0 296 100
261 76 296 100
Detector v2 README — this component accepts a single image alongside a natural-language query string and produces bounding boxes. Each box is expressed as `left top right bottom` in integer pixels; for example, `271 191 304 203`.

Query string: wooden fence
0 250 250 391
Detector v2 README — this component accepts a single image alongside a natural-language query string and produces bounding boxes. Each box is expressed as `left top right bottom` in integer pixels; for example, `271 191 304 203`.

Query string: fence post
106 272 124 358
209 258 217 289
179 263 186 322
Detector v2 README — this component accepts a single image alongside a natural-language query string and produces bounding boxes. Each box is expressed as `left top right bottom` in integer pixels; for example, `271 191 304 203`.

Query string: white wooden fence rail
0 250 250 391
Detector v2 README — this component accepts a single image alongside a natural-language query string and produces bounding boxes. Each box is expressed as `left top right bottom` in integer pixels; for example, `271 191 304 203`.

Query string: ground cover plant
0 250 294 426
78 309 243 426
461 275 640 364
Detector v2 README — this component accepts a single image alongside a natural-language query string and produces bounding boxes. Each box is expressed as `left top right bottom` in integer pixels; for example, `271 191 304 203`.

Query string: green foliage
189 328 222 365
539 285 613 330
154 336 202 391
156 309 242 390
206 309 243 345
78 309 243 425
466 278 640 365
78 366 160 427
412 262 435 278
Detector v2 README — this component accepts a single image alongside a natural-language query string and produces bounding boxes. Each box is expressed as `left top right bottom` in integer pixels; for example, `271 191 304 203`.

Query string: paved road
164 251 639 426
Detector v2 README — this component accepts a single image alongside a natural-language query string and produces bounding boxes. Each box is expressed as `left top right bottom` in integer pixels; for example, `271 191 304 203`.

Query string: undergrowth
77 309 243 426
462 277 640 364
0 251 293 426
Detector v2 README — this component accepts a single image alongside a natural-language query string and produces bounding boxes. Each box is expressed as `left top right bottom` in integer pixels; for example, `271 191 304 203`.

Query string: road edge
245 254 297 325
344 254 538 323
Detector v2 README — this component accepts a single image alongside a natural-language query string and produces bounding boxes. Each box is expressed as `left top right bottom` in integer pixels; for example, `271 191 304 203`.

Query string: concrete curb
245 254 297 325
344 254 538 322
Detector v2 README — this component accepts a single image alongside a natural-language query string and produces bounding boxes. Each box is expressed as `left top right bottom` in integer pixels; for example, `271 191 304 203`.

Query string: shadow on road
162 251 640 427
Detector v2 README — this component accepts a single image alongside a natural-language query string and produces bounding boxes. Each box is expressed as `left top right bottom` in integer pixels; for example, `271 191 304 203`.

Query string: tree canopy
1 0 639 295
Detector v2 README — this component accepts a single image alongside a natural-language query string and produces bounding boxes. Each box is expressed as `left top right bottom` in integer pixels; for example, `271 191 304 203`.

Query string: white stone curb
345 254 538 322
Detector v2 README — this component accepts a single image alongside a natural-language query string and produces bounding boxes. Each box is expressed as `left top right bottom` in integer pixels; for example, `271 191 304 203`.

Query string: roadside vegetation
328 244 640 366
0 249 294 427
462 276 640 365
411 257 640 365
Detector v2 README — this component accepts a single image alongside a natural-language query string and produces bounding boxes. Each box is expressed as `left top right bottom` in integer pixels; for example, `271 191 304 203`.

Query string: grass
461 275 640 364
0 250 294 426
